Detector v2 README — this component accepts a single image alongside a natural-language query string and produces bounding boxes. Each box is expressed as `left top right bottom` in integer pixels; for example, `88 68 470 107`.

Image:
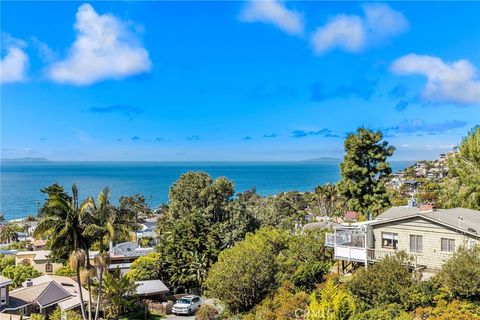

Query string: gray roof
7 282 71 311
0 276 12 287
135 280 169 296
375 207 480 237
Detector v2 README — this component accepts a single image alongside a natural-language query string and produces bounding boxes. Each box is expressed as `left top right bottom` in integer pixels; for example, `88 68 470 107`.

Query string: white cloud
391 54 480 105
0 33 29 84
311 4 408 55
239 0 304 36
48 3 151 85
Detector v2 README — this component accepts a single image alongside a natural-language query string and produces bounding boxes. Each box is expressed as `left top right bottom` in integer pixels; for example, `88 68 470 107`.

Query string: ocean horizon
0 160 414 220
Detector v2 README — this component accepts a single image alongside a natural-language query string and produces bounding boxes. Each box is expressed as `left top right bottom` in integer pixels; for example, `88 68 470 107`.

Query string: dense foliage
347 252 422 310
244 281 310 320
436 245 480 299
157 172 258 292
2 264 42 287
307 279 356 320
338 128 395 217
127 252 163 281
204 227 331 313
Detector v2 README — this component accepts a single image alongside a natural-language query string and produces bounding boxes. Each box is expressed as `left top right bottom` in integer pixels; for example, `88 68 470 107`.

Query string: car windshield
179 298 191 304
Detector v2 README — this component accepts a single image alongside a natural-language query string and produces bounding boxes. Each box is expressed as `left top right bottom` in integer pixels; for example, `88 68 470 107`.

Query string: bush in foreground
347 251 421 310
436 245 480 299
195 305 219 320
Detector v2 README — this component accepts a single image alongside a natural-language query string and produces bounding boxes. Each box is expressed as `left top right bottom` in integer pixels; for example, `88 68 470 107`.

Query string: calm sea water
0 161 412 220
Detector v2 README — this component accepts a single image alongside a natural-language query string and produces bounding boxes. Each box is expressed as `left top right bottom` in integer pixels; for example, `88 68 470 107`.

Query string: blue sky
1 1 479 161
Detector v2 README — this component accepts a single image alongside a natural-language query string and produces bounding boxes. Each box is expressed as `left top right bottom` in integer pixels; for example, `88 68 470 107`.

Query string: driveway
165 314 195 320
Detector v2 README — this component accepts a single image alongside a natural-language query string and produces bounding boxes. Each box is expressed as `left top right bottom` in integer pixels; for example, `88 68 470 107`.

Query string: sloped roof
0 276 12 286
135 280 169 296
374 207 480 237
26 274 89 301
7 282 71 310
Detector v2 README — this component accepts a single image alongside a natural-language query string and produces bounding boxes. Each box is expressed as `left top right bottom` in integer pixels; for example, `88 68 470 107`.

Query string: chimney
408 199 417 208
25 279 33 287
419 204 433 213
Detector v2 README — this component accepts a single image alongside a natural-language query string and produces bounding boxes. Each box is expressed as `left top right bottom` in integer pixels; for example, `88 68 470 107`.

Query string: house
0 275 89 317
33 239 47 250
90 242 155 274
15 251 62 274
325 205 480 271
0 276 12 308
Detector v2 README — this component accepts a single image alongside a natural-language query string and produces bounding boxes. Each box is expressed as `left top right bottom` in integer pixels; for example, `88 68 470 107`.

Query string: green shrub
2 264 41 287
127 252 162 281
414 299 480 320
352 304 412 320
54 265 76 276
436 245 480 299
245 281 309 320
307 279 356 320
0 255 15 272
29 314 46 320
292 261 330 292
49 307 83 320
347 251 420 310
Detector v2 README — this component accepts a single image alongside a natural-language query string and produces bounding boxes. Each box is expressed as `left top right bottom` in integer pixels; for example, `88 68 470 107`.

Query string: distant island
1 157 50 162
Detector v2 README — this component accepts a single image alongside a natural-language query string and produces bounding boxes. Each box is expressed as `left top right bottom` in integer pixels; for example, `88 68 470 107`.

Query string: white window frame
441 238 455 252
410 235 423 253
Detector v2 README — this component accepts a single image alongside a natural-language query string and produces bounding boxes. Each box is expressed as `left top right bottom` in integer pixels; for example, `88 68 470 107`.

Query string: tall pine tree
338 128 395 218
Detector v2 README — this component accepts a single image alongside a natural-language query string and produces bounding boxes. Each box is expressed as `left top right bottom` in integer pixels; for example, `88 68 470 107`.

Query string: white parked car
172 295 201 315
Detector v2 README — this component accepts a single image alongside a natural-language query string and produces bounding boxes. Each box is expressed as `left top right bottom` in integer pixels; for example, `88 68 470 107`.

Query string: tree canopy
338 128 395 217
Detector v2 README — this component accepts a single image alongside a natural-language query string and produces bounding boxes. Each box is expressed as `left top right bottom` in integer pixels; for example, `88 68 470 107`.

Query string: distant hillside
1 157 50 162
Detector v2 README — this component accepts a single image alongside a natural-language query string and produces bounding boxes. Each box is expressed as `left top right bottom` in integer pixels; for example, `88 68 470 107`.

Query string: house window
441 238 455 252
45 262 53 273
381 232 398 249
410 235 423 253
21 259 31 266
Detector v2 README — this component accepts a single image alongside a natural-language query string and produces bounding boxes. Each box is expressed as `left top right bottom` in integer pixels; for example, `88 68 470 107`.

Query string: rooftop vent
25 279 33 287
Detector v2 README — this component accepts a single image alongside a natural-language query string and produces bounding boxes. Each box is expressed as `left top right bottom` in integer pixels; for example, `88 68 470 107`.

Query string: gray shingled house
325 205 480 271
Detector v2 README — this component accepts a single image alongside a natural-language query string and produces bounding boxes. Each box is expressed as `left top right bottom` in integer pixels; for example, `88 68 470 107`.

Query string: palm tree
99 269 139 319
0 224 19 244
81 188 136 320
69 250 88 320
34 184 89 320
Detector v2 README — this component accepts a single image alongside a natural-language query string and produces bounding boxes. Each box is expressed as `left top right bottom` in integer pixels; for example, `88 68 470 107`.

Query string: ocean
0 160 413 220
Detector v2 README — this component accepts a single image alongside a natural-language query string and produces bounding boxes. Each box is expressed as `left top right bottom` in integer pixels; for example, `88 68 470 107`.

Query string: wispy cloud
391 54 480 105
131 136 141 141
311 77 377 101
186 135 200 141
47 3 151 85
0 33 29 84
311 4 408 55
86 104 144 119
243 136 253 140
31 37 57 63
383 119 467 136
291 129 340 138
263 133 278 138
239 0 304 36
